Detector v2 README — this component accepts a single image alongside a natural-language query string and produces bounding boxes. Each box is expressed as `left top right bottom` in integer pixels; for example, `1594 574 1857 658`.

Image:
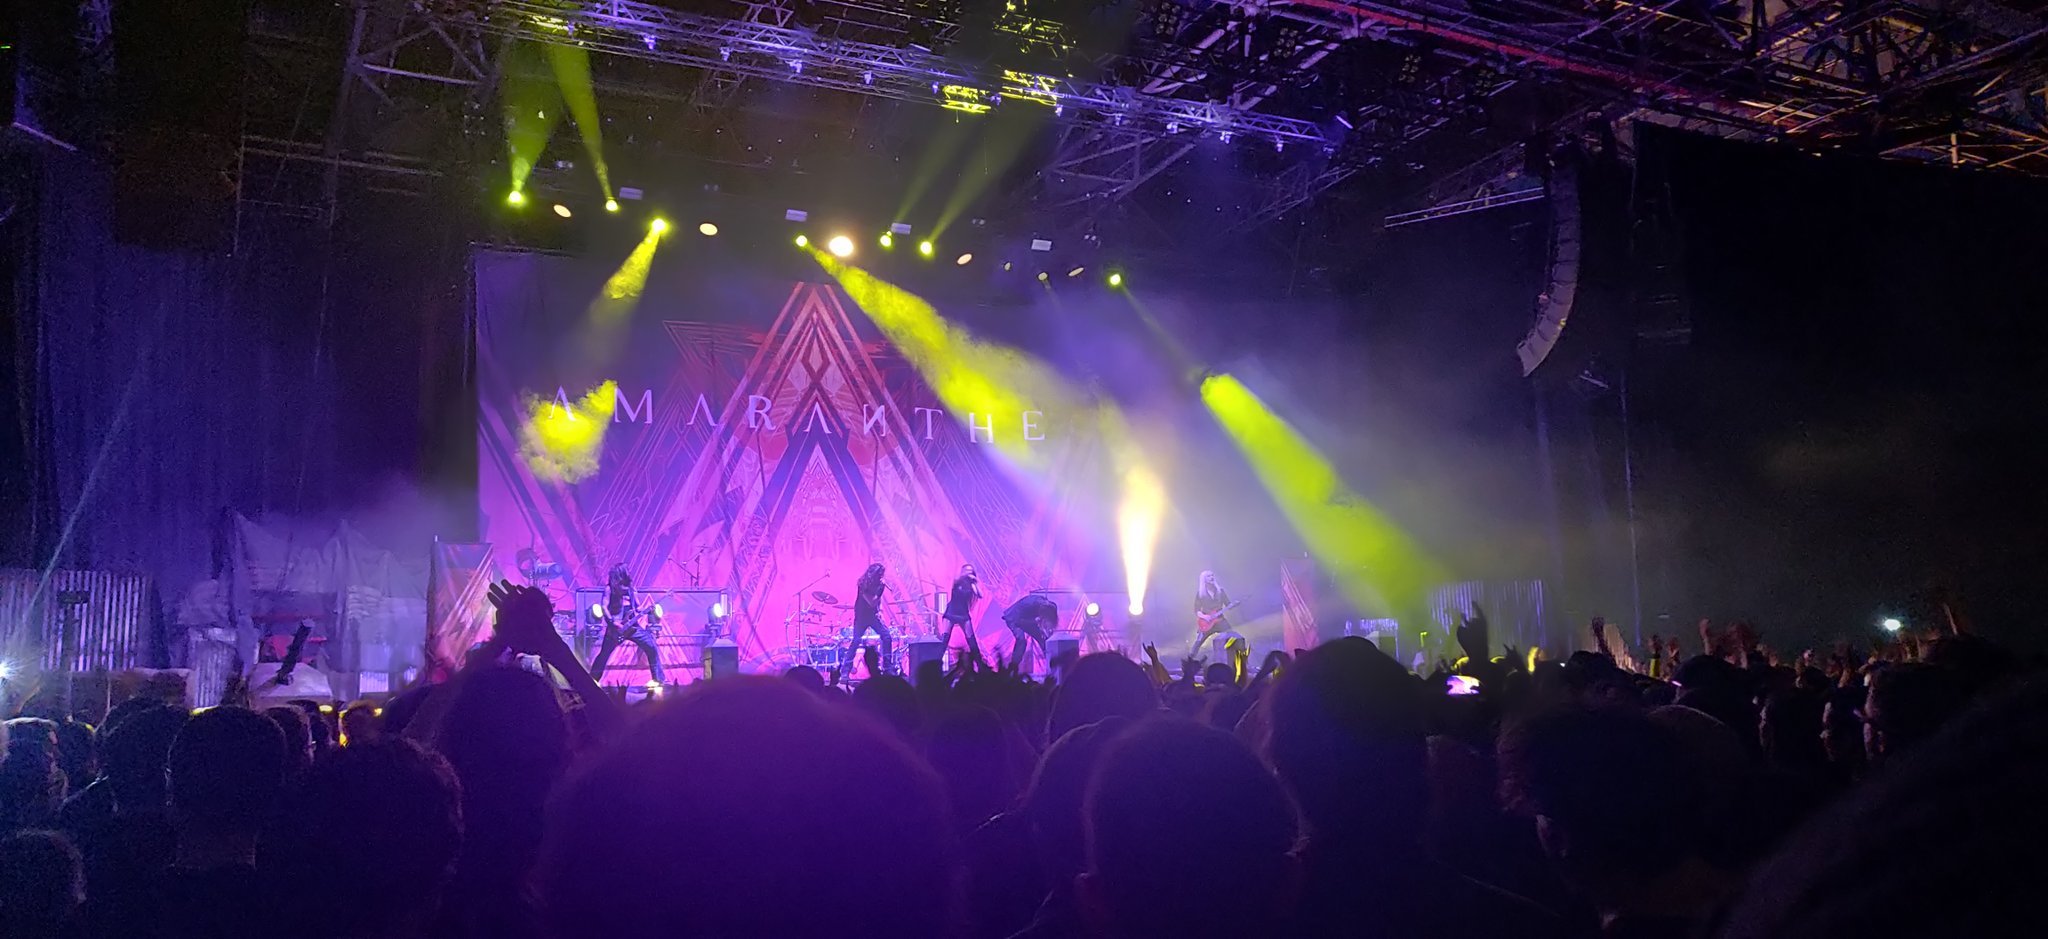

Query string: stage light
605 198 620 213
552 203 573 218
1108 272 1124 288
507 190 526 207
918 240 935 257
1030 238 1052 252
827 234 855 258
1128 600 1145 616
649 217 669 234
699 222 719 237
795 234 809 248
590 603 605 620
1085 602 1101 617
1037 271 1049 282
0 660 12 680
880 232 895 249
1067 267 1085 278
1881 617 1904 633
955 253 973 266
712 601 726 619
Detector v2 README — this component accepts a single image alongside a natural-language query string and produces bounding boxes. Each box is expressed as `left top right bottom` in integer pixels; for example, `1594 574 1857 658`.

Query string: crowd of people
2 583 2041 938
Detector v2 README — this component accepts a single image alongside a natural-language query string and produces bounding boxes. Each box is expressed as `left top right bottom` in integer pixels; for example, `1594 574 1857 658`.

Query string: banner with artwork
474 250 1116 676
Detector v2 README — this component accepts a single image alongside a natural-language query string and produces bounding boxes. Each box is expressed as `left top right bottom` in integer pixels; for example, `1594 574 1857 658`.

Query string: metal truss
440 0 1326 143
247 0 2048 231
1325 0 2048 220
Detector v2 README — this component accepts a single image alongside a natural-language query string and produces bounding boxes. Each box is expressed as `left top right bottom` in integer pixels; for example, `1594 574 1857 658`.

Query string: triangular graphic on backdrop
472 256 1112 681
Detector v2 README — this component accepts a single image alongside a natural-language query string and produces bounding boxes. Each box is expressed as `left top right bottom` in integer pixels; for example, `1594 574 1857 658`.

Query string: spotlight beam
546 43 612 198
1200 374 1441 618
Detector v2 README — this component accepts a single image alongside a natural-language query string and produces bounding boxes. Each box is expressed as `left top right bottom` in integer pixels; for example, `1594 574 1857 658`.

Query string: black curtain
1633 126 2048 645
5 147 472 644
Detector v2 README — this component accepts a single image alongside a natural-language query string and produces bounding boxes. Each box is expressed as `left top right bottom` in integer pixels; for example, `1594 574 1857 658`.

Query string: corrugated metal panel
0 568 152 671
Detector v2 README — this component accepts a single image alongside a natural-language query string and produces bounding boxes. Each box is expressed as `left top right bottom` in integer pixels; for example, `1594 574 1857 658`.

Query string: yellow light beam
521 380 618 483
545 43 611 198
573 224 663 369
501 41 565 196
811 249 1085 472
811 251 1171 613
1199 373 1442 615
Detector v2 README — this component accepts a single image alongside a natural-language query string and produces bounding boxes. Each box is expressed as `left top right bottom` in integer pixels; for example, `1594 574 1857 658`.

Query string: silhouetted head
1023 717 1131 892
1723 679 2048 938
851 674 921 741
340 702 383 747
783 665 826 694
1498 703 1704 905
1047 654 1159 744
1864 662 1970 765
264 705 313 779
51 720 95 795
926 705 1022 833
1264 637 1425 847
269 740 463 939
541 678 955 937
289 699 335 755
102 704 186 811
168 707 286 840
432 666 569 902
0 830 83 932
1080 717 1300 937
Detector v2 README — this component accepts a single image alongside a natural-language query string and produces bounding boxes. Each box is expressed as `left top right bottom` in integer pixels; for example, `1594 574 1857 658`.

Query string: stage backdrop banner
474 250 1113 678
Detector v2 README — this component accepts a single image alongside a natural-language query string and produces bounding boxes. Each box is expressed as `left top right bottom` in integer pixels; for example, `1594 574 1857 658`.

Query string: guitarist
592 564 667 686
1189 570 1240 659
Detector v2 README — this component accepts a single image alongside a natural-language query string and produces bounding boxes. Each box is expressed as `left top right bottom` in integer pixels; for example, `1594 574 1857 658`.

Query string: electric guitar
1195 599 1242 632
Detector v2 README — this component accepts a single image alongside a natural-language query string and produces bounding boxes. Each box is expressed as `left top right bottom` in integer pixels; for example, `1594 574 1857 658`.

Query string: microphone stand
793 572 830 640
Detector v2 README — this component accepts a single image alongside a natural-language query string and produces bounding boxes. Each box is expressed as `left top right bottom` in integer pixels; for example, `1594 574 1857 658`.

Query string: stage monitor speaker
907 639 945 678
1047 634 1080 663
704 638 738 679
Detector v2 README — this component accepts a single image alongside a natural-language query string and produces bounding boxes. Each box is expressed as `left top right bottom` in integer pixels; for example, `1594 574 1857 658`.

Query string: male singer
940 564 984 664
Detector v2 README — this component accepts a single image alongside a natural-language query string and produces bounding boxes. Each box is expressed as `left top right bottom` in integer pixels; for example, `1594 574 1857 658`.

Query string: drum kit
787 589 940 672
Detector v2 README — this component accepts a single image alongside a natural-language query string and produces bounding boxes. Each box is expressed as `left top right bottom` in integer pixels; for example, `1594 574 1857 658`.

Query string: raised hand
487 580 562 656
1456 604 1490 662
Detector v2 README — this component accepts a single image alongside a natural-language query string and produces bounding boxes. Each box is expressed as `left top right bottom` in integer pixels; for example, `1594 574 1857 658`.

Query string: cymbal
812 590 840 605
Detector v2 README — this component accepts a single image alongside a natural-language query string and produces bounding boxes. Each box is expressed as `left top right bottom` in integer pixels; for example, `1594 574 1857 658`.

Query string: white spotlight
827 235 855 258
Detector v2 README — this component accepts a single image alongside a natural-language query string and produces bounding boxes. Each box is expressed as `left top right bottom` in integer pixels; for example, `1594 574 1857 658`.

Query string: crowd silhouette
1 585 2040 938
